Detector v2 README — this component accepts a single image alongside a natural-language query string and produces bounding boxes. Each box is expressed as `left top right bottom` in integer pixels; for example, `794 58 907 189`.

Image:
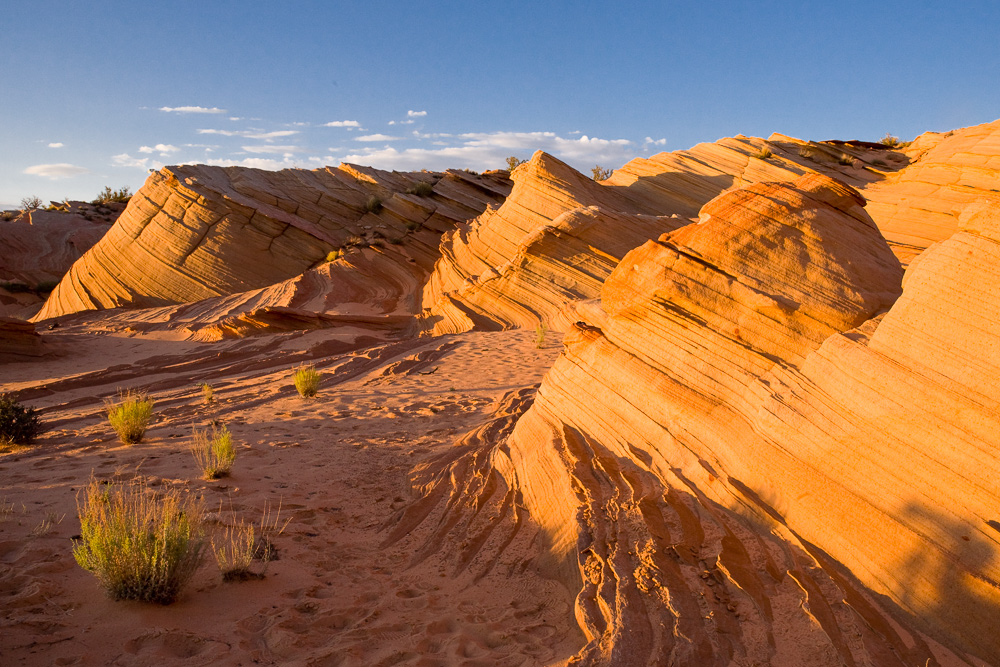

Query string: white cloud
644 137 667 146
160 105 227 114
229 116 242 121
241 145 304 154
356 134 402 142
47 142 64 148
407 110 427 117
197 129 298 139
324 120 361 128
23 163 90 179
338 131 636 173
196 155 334 170
139 143 180 155
112 153 150 169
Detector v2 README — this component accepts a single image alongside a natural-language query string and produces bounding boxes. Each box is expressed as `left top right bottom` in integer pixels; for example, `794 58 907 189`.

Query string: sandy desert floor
0 328 583 666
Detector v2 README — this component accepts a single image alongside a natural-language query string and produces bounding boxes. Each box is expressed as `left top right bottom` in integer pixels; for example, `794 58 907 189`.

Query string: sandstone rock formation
0 317 44 360
428 173 996 663
0 205 116 319
34 165 510 321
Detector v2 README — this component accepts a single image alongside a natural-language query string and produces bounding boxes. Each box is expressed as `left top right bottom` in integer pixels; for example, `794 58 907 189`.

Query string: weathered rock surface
466 174 998 664
0 317 45 360
34 165 510 321
0 205 117 319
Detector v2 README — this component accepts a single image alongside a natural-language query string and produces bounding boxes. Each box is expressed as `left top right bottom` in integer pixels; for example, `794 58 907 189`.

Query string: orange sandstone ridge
2 119 999 666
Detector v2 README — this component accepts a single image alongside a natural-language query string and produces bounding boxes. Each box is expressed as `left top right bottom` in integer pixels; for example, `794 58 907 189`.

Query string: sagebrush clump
0 394 40 447
405 181 434 196
293 365 321 398
190 424 236 479
105 390 154 444
73 477 205 604
92 186 133 204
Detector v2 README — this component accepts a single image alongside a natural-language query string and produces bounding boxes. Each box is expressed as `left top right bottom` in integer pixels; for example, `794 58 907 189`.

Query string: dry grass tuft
190 424 236 480
294 365 321 398
199 383 214 404
105 390 154 444
73 477 205 604
212 500 289 581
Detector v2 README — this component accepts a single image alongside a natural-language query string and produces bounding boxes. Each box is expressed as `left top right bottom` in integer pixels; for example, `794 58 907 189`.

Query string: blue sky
3 0 998 207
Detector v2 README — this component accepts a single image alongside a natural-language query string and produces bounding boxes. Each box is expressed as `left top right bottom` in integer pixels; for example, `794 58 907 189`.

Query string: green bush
406 182 434 196
293 365 320 398
105 390 154 444
591 165 613 181
92 186 133 205
879 133 902 148
73 477 205 604
190 425 236 480
0 394 41 446
505 156 525 171
325 249 340 262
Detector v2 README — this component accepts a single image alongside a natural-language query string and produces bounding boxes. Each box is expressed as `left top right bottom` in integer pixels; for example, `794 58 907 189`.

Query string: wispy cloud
160 105 227 114
197 129 299 139
407 110 427 117
324 120 360 128
644 137 667 146
112 153 150 169
47 142 64 148
339 131 636 172
241 145 304 154
24 163 90 179
356 134 402 142
139 144 180 155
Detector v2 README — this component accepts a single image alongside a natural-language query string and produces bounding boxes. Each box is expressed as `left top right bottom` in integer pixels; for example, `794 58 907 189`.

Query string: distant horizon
2 113 995 211
4 0 998 205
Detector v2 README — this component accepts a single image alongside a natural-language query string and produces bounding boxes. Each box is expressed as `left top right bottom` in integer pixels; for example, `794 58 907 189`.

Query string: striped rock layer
419 120 1000 335
486 176 1000 664
34 164 511 321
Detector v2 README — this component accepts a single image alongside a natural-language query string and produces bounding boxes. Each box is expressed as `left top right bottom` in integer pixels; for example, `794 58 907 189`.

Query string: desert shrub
838 154 856 166
73 477 205 604
92 186 133 205
406 182 434 196
1 210 15 221
405 221 420 231
753 147 773 160
879 133 902 148
212 500 288 581
364 196 383 214
293 365 320 398
505 156 525 171
19 196 42 211
105 390 154 444
199 383 214 404
190 424 235 480
0 394 41 446
591 165 613 181
388 237 403 245
345 234 366 247
535 322 547 349
325 249 340 262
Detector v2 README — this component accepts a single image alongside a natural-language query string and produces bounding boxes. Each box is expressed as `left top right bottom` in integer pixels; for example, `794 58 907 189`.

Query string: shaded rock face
487 175 1000 663
0 206 117 319
34 164 510 321
0 317 44 360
